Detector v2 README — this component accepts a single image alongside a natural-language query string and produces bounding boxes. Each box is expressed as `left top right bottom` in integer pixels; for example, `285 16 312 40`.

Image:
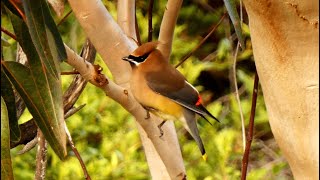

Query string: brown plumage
122 41 219 160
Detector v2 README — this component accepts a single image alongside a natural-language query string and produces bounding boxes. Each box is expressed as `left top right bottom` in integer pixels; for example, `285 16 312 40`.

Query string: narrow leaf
1 97 14 180
1 69 20 142
6 7 66 159
223 0 245 49
22 0 67 79
2 61 67 159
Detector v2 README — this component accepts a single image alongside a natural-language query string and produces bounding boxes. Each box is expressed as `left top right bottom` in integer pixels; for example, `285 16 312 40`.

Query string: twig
64 104 86 119
134 6 141 46
15 103 85 153
63 39 96 111
147 0 154 42
10 119 37 148
61 71 80 75
8 0 26 20
233 41 246 151
34 130 48 180
17 137 38 155
57 10 72 27
1 27 17 40
10 39 95 149
175 13 227 68
64 122 91 180
241 72 259 180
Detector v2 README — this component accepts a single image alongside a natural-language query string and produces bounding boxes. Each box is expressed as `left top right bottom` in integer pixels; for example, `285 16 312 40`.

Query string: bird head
122 41 159 66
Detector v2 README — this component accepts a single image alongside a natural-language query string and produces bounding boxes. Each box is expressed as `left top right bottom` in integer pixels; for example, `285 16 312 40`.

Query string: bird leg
157 120 166 138
145 110 150 119
143 106 157 120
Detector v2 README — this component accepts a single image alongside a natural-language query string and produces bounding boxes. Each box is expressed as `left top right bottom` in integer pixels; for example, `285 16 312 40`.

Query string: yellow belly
131 74 183 119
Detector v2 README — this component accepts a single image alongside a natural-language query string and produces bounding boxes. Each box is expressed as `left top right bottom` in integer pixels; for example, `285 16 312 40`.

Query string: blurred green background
2 0 293 179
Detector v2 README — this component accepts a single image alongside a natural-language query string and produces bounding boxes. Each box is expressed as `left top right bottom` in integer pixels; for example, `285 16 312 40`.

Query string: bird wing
145 67 208 116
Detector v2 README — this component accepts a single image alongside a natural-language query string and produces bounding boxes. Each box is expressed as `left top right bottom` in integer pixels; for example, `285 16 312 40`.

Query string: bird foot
145 110 150 119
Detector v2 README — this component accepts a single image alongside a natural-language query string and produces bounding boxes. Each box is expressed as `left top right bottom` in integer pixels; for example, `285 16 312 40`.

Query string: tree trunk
243 0 319 179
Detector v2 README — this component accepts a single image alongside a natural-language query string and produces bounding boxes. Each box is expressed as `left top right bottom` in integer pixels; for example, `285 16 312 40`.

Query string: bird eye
134 53 150 63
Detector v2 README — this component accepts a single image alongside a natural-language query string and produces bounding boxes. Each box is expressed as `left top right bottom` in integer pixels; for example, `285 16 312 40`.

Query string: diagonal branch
175 13 227 68
64 43 186 179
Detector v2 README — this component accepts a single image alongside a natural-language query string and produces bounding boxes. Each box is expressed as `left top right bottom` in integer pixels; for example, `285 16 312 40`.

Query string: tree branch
241 72 259 180
157 0 183 61
68 0 135 86
34 130 47 180
117 0 138 45
64 122 91 180
175 12 226 68
64 43 186 179
116 1 185 178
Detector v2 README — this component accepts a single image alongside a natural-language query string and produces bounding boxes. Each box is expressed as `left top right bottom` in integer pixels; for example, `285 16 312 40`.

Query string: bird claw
145 110 150 120
157 120 166 138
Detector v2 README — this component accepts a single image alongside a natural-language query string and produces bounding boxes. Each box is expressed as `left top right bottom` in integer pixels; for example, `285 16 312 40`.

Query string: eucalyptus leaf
5 5 66 159
0 69 20 142
22 0 67 79
1 97 14 180
223 0 245 49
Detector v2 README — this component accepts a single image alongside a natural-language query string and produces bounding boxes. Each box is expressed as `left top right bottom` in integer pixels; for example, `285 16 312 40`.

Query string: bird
122 41 219 160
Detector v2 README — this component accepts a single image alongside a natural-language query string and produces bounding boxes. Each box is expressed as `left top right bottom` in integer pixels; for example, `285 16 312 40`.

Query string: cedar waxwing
122 41 219 160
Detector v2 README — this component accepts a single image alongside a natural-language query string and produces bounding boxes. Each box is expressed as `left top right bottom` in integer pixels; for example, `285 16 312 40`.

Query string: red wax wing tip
196 95 202 106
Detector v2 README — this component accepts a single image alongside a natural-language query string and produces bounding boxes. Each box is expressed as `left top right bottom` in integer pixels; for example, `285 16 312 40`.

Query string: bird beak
122 56 130 61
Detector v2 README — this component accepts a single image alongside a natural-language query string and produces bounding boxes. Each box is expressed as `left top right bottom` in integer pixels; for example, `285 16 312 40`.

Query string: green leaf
1 97 14 180
5 6 66 159
2 61 67 159
1 69 21 142
22 0 67 79
223 0 245 49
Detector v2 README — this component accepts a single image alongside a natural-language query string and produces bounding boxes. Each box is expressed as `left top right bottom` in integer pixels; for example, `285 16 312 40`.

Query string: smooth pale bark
158 0 183 61
116 1 185 179
65 30 186 180
243 0 319 179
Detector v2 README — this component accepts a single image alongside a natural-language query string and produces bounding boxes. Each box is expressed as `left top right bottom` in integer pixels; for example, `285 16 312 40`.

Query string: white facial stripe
126 58 141 66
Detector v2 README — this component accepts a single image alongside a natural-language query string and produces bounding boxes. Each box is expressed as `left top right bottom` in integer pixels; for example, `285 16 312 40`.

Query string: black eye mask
128 52 150 63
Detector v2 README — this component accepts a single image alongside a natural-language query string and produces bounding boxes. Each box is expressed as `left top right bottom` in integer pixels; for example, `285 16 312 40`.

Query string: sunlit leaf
5 6 66 159
223 0 245 49
1 97 14 180
0 69 20 142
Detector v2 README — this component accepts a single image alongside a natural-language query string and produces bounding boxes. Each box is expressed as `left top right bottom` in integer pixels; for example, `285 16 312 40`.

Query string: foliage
1 0 292 179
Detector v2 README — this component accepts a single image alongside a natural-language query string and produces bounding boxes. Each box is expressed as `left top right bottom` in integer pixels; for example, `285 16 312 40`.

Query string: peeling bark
243 0 319 179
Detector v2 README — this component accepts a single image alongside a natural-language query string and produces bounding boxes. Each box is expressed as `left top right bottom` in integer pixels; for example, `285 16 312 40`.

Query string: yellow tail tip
202 154 208 161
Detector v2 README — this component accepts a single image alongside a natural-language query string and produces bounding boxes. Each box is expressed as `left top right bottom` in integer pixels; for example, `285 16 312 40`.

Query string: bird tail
198 105 220 123
181 108 207 160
